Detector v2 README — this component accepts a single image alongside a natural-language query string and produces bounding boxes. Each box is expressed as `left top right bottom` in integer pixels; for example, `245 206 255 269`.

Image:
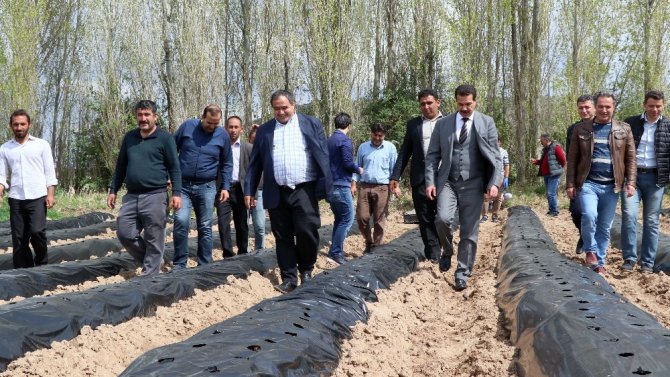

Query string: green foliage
358 89 418 146
73 99 136 192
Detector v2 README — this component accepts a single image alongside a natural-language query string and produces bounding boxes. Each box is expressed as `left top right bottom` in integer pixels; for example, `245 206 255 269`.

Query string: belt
279 181 314 191
182 178 214 185
637 167 658 174
360 182 388 188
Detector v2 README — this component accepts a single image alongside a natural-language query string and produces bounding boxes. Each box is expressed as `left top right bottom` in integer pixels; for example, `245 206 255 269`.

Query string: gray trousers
435 177 485 281
117 191 168 275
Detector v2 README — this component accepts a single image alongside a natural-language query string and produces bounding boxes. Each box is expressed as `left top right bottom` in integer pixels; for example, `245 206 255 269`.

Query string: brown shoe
585 252 597 266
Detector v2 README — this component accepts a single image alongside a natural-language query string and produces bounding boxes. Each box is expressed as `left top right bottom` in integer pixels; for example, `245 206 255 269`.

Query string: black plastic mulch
120 229 423 376
498 206 670 377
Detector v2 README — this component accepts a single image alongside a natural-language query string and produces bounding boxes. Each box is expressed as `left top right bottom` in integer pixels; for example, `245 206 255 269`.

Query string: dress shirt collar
275 113 298 127
232 138 241 147
10 134 35 145
369 141 385 149
643 112 662 125
422 112 443 122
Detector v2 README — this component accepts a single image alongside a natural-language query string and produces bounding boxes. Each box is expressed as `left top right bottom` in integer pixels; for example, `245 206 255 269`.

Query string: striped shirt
587 122 614 183
272 114 316 188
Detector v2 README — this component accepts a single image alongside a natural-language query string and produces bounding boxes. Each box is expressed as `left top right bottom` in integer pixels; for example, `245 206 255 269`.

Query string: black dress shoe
274 281 297 294
439 254 452 272
300 272 313 284
455 279 467 291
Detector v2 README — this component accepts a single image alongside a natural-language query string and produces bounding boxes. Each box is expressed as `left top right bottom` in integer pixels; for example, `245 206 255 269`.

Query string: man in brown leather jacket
565 91 636 275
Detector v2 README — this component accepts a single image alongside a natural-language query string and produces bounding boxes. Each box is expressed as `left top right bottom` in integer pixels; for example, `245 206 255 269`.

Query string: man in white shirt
0 109 58 268
620 90 670 273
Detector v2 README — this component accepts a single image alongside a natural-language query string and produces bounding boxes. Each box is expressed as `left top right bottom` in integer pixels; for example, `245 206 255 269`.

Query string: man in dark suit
425 84 502 291
218 116 252 256
390 89 443 262
244 89 332 293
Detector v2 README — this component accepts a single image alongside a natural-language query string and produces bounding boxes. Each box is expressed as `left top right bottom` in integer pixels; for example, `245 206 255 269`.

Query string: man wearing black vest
620 90 670 273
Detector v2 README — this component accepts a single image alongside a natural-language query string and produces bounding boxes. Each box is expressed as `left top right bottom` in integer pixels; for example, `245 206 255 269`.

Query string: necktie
459 117 469 145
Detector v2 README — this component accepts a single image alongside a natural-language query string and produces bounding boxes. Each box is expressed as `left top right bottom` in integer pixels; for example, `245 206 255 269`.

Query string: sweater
109 127 182 195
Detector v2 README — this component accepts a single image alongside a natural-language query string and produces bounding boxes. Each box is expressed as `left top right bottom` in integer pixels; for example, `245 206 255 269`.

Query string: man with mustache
107 100 182 275
0 109 58 268
425 84 502 291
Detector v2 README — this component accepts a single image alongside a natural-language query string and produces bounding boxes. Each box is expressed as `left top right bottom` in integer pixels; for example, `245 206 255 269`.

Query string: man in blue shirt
327 112 363 264
172 105 233 270
354 123 397 253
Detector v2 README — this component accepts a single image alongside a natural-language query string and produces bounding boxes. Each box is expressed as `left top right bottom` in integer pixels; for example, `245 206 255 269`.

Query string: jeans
579 180 619 267
328 185 354 258
620 172 664 268
251 189 266 250
172 180 217 267
544 174 560 214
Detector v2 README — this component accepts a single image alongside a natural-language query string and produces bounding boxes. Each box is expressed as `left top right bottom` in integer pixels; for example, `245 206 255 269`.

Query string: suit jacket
391 116 428 187
244 113 332 209
238 140 253 189
425 111 502 194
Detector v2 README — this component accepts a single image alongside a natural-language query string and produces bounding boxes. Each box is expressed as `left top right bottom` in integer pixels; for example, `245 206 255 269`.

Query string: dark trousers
9 196 48 268
217 183 249 256
411 183 441 260
268 182 320 284
569 197 583 245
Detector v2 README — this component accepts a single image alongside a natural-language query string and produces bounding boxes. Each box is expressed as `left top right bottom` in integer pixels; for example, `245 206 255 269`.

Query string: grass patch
0 189 110 222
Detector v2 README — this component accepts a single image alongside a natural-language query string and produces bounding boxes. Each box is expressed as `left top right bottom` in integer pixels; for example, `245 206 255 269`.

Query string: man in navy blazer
244 89 332 293
390 89 443 262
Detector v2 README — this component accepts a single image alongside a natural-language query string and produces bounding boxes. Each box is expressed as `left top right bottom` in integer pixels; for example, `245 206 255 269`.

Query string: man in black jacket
620 90 670 273
390 89 443 262
218 116 252 256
